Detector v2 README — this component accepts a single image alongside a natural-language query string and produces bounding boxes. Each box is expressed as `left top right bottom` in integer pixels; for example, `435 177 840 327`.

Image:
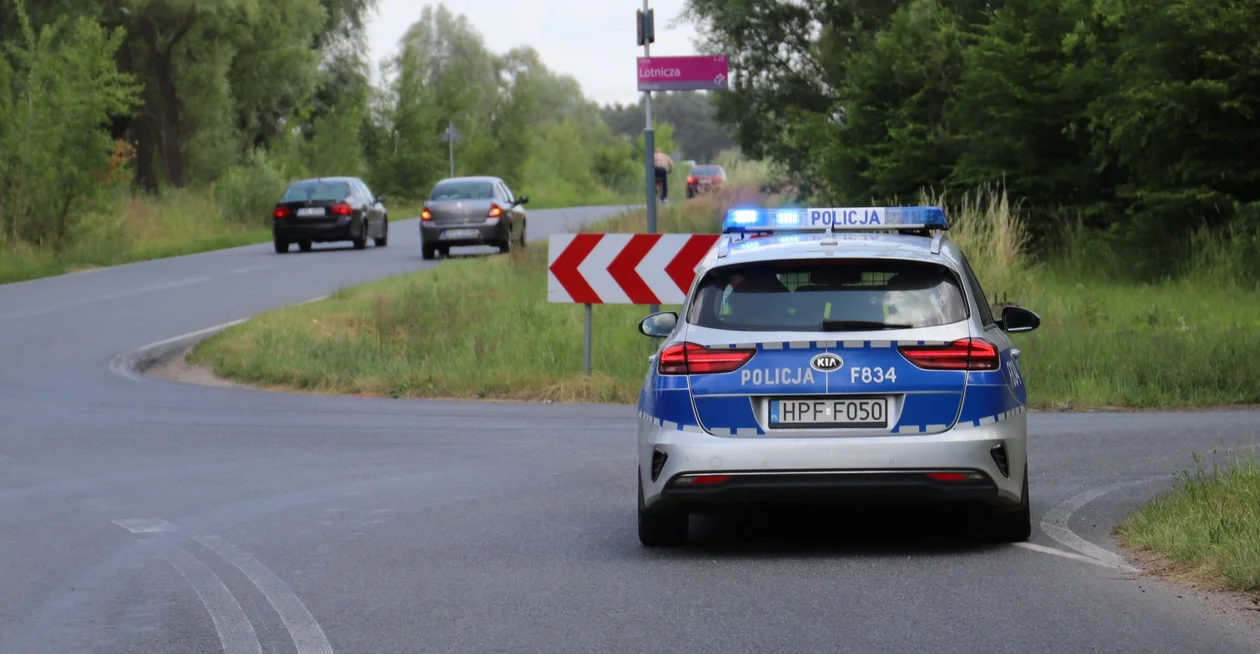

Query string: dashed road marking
1 277 214 324
196 535 333 654
112 518 179 534
163 546 263 654
227 264 276 275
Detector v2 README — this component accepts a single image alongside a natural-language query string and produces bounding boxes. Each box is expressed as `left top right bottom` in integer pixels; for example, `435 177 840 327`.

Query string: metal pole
642 0 659 315
448 121 455 177
583 303 592 375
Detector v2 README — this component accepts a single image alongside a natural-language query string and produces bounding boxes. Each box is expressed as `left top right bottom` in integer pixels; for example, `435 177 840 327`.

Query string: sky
365 0 701 107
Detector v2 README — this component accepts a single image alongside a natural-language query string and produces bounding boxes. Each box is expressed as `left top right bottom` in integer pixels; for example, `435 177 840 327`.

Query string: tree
0 0 140 248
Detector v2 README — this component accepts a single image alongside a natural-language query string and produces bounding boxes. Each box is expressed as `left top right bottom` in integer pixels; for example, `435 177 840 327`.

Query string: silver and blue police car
634 205 1042 546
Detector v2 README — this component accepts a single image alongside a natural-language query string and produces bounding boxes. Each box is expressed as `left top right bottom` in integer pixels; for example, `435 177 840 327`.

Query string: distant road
1 204 1258 653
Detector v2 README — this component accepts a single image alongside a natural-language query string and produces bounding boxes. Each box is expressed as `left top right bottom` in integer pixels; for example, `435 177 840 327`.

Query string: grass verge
191 184 1260 409
1116 452 1260 598
0 190 428 285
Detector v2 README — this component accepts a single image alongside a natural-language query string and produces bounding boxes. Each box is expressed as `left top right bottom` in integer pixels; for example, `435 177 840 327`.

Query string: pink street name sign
637 55 729 92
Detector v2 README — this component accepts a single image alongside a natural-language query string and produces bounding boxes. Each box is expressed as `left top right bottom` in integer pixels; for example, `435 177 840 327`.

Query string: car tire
352 221 368 250
422 244 436 260
637 475 688 547
518 222 527 248
299 241 312 252
375 218 388 247
438 245 450 258
985 462 1031 542
498 227 513 254
274 239 289 254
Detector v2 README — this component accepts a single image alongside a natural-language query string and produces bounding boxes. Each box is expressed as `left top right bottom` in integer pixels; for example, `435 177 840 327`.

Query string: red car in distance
685 165 727 199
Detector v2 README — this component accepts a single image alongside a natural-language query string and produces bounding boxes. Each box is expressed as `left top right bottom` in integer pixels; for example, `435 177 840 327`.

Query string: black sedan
271 176 388 253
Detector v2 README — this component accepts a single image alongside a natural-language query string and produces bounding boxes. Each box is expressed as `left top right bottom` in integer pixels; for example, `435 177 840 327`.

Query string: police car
634 205 1042 546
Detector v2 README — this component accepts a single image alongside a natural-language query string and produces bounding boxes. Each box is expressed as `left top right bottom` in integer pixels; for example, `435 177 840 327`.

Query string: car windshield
691 166 721 176
686 259 969 332
430 181 494 200
281 181 350 202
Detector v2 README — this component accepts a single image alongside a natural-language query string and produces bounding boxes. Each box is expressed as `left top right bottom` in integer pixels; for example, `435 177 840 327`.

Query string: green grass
191 183 1260 409
1117 452 1260 596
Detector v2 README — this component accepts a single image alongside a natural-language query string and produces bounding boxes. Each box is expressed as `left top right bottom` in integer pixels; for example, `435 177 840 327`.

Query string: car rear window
430 181 494 200
686 259 969 332
282 181 350 202
691 166 721 176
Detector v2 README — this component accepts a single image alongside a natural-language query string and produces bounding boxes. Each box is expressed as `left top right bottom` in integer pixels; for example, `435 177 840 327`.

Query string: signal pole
638 1 659 315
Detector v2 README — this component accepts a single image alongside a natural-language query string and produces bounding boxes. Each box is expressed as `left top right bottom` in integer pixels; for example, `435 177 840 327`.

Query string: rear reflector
658 342 756 375
926 471 987 482
676 474 731 485
898 338 999 371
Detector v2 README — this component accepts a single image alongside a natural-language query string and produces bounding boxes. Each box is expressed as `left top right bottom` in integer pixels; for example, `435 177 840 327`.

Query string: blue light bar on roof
721 206 948 234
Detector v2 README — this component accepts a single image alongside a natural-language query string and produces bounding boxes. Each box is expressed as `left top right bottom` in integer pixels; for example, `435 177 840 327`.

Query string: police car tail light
657 342 756 375
897 338 999 371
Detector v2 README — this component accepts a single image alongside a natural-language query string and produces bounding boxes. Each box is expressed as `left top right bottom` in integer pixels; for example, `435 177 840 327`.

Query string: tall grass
1117 451 1260 594
0 188 271 284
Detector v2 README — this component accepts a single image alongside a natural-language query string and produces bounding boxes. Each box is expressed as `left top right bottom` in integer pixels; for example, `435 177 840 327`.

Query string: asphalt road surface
2 206 1259 653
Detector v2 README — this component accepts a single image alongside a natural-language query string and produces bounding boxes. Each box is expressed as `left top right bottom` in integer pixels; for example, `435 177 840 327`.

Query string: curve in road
1 207 1259 653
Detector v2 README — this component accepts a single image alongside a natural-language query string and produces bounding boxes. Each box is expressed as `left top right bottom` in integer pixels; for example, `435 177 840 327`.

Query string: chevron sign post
548 233 720 373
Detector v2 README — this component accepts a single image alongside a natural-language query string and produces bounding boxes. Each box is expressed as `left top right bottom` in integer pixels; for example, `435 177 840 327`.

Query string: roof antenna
821 216 837 246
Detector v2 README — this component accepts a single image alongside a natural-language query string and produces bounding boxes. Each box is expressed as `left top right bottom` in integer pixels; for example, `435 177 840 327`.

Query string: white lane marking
0 277 214 324
112 518 179 534
163 546 263 654
1013 542 1129 570
1040 478 1156 573
195 535 334 654
228 264 275 275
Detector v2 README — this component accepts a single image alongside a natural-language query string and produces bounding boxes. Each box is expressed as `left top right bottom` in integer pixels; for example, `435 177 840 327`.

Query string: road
1 206 1258 653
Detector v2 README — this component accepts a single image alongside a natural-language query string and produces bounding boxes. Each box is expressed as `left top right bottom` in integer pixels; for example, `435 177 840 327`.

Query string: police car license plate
441 229 479 240
296 207 325 217
769 397 888 429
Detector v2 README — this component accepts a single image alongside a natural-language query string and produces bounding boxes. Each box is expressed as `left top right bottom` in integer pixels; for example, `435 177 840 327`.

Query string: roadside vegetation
1117 452 1260 597
192 168 1260 409
0 2 730 284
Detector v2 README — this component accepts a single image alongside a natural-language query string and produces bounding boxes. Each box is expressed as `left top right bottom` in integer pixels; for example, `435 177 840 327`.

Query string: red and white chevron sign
548 233 721 304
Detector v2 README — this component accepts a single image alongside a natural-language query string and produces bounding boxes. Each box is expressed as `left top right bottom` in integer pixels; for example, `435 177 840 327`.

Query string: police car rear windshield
686 259 969 332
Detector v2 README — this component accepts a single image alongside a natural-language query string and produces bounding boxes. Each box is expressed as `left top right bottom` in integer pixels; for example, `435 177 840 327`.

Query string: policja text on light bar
721 206 949 234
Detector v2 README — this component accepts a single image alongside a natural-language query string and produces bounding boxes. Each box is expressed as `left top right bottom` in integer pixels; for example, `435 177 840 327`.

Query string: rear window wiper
821 320 914 331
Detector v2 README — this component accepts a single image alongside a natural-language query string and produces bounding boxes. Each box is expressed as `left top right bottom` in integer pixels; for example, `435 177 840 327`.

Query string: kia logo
810 353 843 372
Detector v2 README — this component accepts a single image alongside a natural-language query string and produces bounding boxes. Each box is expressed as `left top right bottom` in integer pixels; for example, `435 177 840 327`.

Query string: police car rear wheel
638 476 688 546
985 463 1031 542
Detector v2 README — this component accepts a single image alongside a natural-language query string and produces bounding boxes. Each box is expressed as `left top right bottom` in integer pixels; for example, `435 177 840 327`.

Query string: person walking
653 148 674 204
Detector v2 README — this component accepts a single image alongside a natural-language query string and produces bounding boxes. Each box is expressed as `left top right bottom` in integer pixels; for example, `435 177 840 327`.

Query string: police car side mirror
639 311 678 338
999 306 1041 333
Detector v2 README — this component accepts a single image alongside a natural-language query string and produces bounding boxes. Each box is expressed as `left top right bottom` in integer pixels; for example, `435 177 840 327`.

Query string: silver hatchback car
635 206 1042 546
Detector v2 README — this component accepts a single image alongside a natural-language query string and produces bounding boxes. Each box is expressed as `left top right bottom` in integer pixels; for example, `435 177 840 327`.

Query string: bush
214 148 288 226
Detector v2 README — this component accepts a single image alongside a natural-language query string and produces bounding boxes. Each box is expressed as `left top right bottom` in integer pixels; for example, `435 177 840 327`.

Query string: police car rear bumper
640 420 1025 511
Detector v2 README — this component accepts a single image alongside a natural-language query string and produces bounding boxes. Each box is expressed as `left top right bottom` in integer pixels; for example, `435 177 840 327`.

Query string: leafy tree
0 0 140 248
